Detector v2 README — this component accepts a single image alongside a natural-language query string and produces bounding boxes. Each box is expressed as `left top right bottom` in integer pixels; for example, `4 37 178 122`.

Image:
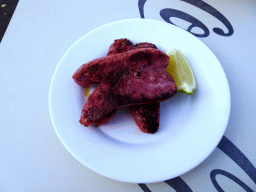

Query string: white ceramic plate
49 19 230 183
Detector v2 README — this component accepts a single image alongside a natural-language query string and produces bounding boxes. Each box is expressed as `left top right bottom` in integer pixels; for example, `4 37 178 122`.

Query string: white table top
0 0 255 191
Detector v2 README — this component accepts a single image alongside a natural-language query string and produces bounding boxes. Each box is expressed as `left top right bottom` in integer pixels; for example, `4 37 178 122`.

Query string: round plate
49 19 230 183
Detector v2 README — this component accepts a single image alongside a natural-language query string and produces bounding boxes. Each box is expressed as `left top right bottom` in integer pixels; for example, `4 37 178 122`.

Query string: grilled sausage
75 39 174 134
80 40 165 133
72 48 169 87
79 70 177 126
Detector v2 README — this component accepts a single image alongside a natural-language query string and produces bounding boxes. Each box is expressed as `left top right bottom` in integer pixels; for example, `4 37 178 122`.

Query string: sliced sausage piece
80 70 177 126
72 48 169 87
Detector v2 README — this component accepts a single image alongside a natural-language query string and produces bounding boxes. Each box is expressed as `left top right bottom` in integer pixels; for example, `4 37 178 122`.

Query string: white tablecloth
0 0 255 191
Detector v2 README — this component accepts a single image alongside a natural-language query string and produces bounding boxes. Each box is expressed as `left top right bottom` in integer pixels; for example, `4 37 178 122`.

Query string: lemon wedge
166 49 197 95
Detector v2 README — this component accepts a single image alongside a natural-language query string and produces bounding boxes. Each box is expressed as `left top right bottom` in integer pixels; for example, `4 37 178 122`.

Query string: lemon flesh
84 87 90 98
166 49 197 95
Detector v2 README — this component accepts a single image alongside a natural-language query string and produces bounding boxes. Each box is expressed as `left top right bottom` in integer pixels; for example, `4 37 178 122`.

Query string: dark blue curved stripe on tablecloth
217 136 256 184
165 177 193 191
138 0 234 37
181 0 234 36
0 0 19 43
138 0 147 18
138 184 151 192
138 177 193 192
210 169 254 192
160 8 210 37
138 136 256 191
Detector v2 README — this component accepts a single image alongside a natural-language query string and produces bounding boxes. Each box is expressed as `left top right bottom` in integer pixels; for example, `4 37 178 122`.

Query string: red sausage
72 48 169 87
79 70 177 126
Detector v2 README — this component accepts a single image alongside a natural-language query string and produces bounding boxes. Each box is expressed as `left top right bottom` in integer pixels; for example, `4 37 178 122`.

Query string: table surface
0 0 255 191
